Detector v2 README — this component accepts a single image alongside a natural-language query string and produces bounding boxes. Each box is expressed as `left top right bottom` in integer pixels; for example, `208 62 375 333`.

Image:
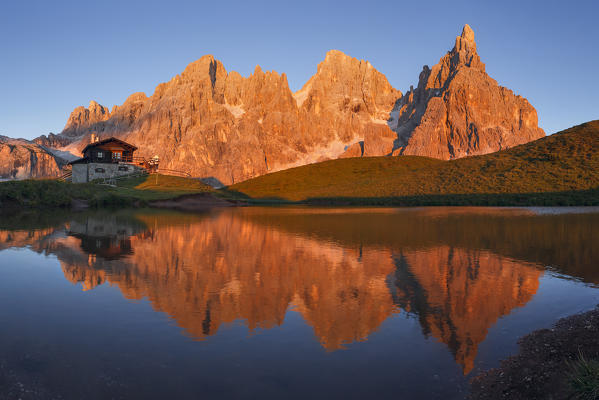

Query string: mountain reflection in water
1 207 598 376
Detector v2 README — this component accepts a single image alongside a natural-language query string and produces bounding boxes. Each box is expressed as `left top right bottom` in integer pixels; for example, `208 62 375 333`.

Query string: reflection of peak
0 209 557 374
62 261 108 291
55 213 542 368
55 213 397 348
392 247 542 374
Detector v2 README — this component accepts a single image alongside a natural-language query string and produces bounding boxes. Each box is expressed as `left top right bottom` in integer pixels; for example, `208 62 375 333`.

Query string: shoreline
470 306 599 399
2 173 598 211
3 194 599 211
148 192 245 211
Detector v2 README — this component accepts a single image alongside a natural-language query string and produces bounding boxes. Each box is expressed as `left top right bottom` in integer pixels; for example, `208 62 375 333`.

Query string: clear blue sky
1 0 597 140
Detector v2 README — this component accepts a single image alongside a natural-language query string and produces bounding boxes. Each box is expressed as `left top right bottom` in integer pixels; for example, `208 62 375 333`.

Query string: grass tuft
568 351 599 400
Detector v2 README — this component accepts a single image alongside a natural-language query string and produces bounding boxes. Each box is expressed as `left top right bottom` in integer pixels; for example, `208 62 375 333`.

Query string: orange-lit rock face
392 247 542 373
0 210 548 373
23 25 547 183
44 52 400 184
62 100 111 138
57 213 398 349
0 229 55 250
0 136 65 179
393 25 545 159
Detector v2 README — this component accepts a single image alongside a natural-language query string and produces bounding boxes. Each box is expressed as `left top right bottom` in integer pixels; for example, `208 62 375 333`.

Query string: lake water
0 207 598 399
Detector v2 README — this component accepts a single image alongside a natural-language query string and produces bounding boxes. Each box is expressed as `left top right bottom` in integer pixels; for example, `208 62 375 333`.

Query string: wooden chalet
69 136 152 183
73 137 138 164
66 136 189 183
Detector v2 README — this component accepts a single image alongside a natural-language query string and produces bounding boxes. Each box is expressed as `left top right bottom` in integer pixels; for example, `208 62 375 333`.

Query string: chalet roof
81 137 138 153
68 157 89 165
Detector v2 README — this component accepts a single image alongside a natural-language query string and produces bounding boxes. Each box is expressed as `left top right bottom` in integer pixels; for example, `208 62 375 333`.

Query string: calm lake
0 207 598 399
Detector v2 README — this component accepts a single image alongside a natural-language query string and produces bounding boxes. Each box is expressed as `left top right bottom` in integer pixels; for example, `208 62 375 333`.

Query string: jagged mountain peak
318 49 374 72
300 50 401 119
323 49 351 61
12 27 545 184
123 92 148 105
181 55 222 75
62 100 111 137
393 24 544 159
457 24 475 47
88 100 102 109
449 23 483 71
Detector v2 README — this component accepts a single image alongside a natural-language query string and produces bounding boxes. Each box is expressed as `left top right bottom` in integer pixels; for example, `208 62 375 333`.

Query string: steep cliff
295 50 400 158
47 52 400 185
392 25 545 158
0 136 66 179
19 24 546 183
33 132 73 148
62 100 111 137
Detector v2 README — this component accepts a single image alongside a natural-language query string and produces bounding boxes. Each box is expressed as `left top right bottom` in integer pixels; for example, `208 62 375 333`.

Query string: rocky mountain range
0 136 67 179
3 25 545 183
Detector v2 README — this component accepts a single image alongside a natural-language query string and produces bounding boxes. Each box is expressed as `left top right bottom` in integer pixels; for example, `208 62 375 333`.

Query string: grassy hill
0 174 214 208
229 121 599 205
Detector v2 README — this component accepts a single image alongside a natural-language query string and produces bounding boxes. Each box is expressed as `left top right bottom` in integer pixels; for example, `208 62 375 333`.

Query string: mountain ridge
36 49 401 184
4 25 546 183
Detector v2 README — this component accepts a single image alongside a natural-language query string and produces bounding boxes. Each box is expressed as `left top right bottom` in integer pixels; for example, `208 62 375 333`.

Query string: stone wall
68 215 146 238
72 163 145 183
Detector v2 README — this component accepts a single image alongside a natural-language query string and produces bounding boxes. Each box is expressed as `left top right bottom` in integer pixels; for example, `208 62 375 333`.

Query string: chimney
90 133 97 143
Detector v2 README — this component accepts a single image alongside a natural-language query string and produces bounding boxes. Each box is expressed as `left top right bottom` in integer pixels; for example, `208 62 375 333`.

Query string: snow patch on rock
387 109 400 131
273 139 351 172
293 82 312 107
46 147 79 161
224 103 246 118
370 118 389 125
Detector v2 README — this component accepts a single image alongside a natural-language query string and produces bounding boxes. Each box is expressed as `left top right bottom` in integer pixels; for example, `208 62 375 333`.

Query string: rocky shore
470 306 599 399
0 361 60 400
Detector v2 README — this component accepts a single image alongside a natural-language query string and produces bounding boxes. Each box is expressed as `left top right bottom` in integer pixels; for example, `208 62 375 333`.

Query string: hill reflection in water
2 207 598 375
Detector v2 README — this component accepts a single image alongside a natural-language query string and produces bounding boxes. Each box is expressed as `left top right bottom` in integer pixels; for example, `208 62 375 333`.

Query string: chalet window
118 166 129 171
95 168 105 173
97 151 103 158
